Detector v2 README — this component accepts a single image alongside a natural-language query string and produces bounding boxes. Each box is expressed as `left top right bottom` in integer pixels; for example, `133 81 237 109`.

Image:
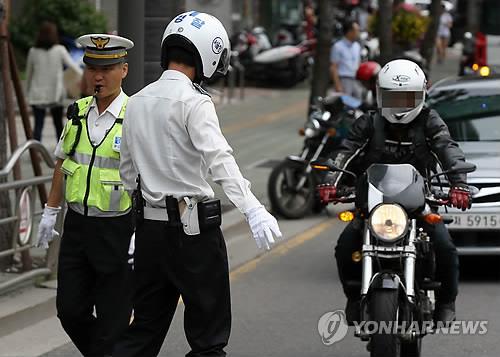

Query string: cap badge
91 36 110 49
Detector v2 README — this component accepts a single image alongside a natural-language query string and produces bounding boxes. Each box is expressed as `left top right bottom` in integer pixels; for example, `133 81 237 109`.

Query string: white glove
128 232 135 268
245 206 282 250
36 205 61 249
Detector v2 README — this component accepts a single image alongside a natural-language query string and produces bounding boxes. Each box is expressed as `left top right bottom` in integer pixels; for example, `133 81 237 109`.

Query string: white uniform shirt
119 70 261 214
55 90 127 159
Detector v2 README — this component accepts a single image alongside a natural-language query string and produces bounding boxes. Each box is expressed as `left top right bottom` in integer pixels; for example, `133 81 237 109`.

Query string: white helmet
161 11 230 82
376 59 427 124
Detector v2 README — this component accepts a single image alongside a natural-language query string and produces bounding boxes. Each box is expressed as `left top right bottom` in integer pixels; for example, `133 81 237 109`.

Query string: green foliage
368 6 429 48
10 0 107 57
392 7 429 46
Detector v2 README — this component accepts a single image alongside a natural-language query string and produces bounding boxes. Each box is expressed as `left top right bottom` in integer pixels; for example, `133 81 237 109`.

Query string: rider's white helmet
376 59 427 124
161 11 230 82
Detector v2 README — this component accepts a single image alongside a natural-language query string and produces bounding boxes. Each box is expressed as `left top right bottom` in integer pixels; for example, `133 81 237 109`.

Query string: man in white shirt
113 11 282 357
330 21 362 99
36 34 135 357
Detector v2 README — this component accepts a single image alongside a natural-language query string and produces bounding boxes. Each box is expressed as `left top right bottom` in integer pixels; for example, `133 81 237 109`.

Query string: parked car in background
427 75 500 256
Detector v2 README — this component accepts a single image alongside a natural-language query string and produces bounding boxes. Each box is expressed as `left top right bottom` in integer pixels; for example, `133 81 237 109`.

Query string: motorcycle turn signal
423 213 443 225
339 210 355 222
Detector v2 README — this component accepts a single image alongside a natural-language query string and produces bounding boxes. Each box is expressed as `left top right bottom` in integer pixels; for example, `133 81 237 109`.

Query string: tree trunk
309 0 334 106
420 0 443 73
0 0 11 269
0 41 13 270
377 0 393 66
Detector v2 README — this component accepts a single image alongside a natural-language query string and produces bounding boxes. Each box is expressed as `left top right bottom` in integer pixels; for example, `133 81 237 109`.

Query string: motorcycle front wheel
401 336 422 357
369 289 401 357
267 160 315 219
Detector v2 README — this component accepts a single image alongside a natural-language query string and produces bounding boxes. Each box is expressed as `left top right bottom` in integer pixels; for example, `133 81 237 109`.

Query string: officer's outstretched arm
187 99 282 249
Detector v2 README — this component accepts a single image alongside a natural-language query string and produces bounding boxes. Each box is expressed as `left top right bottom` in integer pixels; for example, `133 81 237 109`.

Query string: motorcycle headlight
369 204 408 242
321 111 331 121
304 128 316 138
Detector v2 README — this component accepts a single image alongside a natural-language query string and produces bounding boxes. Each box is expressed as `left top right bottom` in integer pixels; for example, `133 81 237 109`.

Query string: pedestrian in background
25 21 82 142
330 21 362 99
437 3 453 63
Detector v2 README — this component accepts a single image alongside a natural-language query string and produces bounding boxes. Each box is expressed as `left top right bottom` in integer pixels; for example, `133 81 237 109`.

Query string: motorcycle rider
317 59 471 324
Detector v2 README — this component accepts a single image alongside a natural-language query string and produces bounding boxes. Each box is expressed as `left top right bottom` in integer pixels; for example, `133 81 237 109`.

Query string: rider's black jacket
328 107 467 187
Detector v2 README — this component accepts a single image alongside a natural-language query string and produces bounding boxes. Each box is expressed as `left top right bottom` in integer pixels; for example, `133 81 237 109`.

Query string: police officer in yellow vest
36 34 135 357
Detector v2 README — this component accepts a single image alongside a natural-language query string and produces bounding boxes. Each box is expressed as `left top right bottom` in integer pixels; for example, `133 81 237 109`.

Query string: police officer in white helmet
113 11 282 357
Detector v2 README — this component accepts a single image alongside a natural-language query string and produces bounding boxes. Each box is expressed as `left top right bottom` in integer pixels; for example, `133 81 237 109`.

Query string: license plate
446 214 500 229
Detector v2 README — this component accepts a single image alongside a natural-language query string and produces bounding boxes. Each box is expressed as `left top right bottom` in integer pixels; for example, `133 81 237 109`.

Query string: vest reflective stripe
73 152 121 170
68 203 130 217
61 95 131 216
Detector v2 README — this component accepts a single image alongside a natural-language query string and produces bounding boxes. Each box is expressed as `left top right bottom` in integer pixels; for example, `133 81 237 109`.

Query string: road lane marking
221 99 307 134
230 220 336 281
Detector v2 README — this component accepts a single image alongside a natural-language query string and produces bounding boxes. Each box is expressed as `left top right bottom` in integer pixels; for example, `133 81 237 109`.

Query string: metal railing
0 140 58 293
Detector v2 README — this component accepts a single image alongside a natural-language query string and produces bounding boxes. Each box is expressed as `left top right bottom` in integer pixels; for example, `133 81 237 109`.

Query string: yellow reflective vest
60 95 131 217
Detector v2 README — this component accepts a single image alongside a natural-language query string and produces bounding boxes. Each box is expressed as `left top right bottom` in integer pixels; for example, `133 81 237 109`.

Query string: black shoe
434 302 456 325
345 298 361 326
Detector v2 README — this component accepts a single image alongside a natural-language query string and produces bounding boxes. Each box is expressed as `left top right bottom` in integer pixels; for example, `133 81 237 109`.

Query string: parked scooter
267 95 363 219
232 27 315 87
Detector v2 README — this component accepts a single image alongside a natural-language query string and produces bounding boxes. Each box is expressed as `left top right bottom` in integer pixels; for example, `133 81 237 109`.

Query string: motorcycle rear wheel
268 160 315 219
369 289 401 357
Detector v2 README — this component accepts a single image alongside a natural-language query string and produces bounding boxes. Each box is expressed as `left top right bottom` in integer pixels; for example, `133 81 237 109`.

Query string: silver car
428 76 500 255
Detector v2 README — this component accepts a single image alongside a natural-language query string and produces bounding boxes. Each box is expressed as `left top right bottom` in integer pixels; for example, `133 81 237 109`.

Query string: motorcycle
311 159 477 357
232 27 315 87
267 95 363 219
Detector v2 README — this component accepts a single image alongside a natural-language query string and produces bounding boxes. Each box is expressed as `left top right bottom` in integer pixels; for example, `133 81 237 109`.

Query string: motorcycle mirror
451 161 477 174
429 161 476 181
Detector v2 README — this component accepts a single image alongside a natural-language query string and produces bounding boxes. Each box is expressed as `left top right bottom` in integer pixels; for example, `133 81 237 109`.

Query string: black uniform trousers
113 219 231 357
56 208 134 357
335 217 459 303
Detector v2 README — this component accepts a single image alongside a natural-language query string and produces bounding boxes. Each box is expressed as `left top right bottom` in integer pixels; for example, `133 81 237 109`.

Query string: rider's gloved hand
449 184 472 211
316 184 337 204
